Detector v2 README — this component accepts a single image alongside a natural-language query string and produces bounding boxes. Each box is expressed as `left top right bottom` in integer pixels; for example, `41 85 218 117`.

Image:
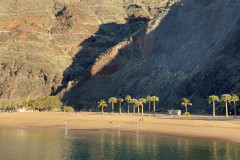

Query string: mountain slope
0 0 168 102
64 0 240 113
1 0 240 114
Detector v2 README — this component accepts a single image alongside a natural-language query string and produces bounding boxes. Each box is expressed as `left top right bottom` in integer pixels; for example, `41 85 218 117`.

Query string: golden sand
0 112 240 143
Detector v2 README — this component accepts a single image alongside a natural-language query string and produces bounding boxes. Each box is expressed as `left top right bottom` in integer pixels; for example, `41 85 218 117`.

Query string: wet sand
0 112 240 143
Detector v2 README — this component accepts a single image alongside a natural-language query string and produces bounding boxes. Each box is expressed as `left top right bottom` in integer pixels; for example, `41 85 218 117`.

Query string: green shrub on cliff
1 102 7 111
63 106 74 112
184 112 190 117
37 96 63 111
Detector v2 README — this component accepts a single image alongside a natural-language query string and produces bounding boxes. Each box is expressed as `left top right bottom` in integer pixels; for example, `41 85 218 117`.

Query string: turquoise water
0 127 240 160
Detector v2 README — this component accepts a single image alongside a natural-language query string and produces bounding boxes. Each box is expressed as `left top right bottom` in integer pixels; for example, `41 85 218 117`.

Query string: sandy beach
0 112 240 143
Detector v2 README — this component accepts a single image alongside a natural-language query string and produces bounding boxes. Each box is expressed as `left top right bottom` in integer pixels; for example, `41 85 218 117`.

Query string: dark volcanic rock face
64 0 240 113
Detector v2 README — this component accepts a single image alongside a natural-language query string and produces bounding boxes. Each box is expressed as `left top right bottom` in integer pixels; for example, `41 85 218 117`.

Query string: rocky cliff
61 0 240 113
0 0 168 101
1 0 240 113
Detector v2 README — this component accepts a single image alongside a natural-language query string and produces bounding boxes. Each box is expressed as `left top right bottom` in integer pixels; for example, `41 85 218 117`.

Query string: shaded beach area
0 112 240 143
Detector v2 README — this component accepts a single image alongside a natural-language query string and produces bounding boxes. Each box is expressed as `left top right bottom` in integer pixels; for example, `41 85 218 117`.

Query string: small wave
64 136 82 139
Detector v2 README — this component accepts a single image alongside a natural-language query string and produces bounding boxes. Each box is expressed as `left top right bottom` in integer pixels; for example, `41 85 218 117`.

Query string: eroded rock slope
0 0 168 101
64 0 240 113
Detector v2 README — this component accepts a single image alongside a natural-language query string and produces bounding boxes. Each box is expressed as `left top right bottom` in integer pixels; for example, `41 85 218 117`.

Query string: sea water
0 127 239 160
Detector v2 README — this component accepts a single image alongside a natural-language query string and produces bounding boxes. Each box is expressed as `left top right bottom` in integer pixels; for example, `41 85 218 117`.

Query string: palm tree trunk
128 102 129 115
185 105 187 113
138 106 139 116
141 104 143 121
119 103 121 114
112 103 114 113
153 101 155 116
234 101 236 118
133 105 135 115
148 102 150 116
102 107 104 115
226 101 228 118
213 101 215 117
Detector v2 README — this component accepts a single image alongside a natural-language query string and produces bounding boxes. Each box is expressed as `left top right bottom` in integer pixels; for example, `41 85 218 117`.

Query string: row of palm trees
209 94 239 118
97 95 159 118
98 93 239 118
175 95 239 118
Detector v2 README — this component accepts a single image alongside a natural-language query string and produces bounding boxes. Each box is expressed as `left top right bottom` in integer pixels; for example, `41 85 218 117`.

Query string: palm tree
135 100 141 116
181 98 192 113
146 95 152 116
231 94 239 118
209 95 220 117
139 98 147 119
151 96 159 116
221 94 232 118
98 100 108 115
117 98 124 114
108 97 117 113
130 99 138 115
125 95 131 114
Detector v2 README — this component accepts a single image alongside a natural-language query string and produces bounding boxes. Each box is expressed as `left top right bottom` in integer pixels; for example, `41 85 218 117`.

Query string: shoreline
0 112 240 144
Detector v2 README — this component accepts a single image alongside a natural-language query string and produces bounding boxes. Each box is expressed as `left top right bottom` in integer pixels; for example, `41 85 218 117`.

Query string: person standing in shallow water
65 121 68 127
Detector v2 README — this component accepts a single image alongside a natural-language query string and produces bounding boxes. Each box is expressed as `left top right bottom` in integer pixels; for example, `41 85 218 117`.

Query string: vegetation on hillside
0 92 239 120
0 96 63 112
63 106 74 112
